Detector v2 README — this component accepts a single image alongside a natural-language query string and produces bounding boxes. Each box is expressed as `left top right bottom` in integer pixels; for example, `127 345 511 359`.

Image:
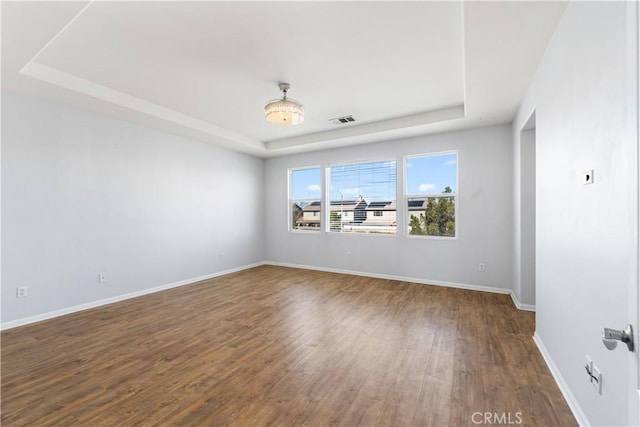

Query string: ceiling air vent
329 115 356 125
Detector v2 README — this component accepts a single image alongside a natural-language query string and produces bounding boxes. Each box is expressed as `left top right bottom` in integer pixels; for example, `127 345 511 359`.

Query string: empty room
1 1 639 426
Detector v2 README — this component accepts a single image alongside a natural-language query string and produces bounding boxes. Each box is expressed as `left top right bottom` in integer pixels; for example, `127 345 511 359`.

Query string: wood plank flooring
1 266 577 426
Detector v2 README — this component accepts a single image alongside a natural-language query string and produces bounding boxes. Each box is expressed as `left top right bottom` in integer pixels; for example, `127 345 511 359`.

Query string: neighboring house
330 197 368 224
334 198 396 234
297 198 398 233
408 199 427 218
296 201 321 229
364 201 397 226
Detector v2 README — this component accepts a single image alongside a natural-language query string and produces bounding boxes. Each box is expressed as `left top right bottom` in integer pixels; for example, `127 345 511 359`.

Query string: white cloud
418 183 437 192
307 184 321 192
445 159 457 166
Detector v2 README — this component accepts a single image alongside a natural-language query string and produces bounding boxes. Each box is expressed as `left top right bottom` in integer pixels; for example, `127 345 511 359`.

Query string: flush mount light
264 83 304 126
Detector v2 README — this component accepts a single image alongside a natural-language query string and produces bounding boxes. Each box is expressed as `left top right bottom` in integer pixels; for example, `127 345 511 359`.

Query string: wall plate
583 170 594 185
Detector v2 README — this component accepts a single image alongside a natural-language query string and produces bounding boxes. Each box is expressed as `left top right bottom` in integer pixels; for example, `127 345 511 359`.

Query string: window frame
404 151 459 240
288 166 322 233
325 158 398 236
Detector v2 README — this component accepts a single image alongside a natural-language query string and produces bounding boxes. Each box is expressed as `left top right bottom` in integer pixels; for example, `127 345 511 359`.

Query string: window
405 152 457 237
328 160 396 234
290 167 321 231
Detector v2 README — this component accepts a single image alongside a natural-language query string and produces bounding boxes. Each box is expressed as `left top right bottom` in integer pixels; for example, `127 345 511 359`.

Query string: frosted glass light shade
265 98 304 126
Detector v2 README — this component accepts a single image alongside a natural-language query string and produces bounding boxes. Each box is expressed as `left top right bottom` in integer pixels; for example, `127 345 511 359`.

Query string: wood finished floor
1 266 576 426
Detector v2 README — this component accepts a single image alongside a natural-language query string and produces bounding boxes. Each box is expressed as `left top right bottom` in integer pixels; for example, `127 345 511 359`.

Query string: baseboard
265 261 512 296
533 332 589 426
1 262 265 330
2 261 529 330
510 292 536 312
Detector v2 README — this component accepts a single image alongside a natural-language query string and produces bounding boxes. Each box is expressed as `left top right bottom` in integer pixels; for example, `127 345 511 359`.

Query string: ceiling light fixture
265 83 304 126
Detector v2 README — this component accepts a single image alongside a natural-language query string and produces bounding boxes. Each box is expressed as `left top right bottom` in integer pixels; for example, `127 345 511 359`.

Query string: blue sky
291 153 457 201
329 161 396 202
291 168 321 200
405 152 457 195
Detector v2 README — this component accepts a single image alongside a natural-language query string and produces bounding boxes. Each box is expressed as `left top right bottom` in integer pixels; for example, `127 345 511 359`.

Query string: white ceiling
2 1 567 158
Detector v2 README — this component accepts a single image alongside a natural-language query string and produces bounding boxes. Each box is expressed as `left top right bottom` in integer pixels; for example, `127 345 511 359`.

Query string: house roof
329 199 367 212
408 200 425 209
300 201 321 212
330 199 360 206
366 201 397 211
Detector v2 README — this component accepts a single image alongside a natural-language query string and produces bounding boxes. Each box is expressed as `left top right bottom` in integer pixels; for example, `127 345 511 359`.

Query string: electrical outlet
16 286 28 298
98 274 106 284
479 263 486 271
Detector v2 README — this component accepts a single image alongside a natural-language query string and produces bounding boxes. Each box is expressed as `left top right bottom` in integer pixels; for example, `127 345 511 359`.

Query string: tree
330 212 342 231
409 187 455 237
292 203 303 229
409 214 426 235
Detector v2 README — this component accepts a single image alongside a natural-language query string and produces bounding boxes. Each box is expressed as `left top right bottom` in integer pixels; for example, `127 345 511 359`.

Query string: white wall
1 91 265 325
519 127 536 307
513 2 638 425
264 125 514 292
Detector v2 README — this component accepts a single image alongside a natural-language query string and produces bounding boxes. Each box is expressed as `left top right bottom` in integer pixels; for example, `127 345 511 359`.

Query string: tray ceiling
2 1 567 157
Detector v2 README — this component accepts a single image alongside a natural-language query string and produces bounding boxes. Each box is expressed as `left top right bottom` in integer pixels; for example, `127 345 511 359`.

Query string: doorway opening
520 111 536 308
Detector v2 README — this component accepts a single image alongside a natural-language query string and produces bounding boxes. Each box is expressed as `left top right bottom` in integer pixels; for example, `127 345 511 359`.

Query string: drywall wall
1 90 264 325
264 125 514 291
514 126 536 308
513 2 638 425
